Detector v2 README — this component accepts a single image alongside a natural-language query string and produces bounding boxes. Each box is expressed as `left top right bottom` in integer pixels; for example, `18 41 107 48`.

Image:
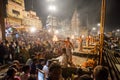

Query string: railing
103 47 120 80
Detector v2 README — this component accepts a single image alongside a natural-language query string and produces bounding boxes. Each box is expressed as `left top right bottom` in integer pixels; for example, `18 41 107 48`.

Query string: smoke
25 0 101 28
77 0 101 27
24 0 120 32
54 0 101 27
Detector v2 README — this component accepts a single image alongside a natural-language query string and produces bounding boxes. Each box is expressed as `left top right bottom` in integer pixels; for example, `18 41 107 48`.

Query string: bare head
93 65 109 80
67 37 70 41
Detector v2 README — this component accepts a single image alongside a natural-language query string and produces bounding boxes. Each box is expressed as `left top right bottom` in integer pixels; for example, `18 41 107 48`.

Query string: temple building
71 9 80 37
71 9 88 37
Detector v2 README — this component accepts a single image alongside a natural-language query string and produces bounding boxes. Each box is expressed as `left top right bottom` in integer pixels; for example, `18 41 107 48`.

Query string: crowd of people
0 30 62 64
1 59 109 80
0 31 110 80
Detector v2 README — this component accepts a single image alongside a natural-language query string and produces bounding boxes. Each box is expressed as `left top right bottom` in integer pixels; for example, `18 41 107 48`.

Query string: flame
53 35 58 41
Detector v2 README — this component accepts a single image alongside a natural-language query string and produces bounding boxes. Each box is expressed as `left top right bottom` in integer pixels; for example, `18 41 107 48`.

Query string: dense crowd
0 30 64 65
1 59 109 80
0 31 110 80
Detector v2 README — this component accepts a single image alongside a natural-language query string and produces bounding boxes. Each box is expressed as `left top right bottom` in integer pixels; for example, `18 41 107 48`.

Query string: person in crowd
9 42 15 60
63 37 74 65
14 41 20 60
30 58 38 75
45 41 51 51
13 60 20 66
26 57 33 67
20 46 30 63
3 68 21 80
37 59 45 70
93 65 109 80
76 36 83 52
79 74 93 80
3 41 9 64
9 61 22 78
61 48 68 67
28 45 35 58
20 65 31 80
47 62 63 80
74 68 84 80
9 64 19 72
27 75 37 80
0 42 5 64
42 60 52 79
13 60 21 71
86 36 90 47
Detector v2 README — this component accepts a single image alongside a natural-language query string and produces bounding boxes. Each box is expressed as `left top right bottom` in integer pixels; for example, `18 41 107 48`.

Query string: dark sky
105 0 120 31
24 0 120 32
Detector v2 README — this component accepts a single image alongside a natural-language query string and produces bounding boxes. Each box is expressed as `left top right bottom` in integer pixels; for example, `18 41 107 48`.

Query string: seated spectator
3 68 21 80
47 62 63 80
37 59 45 70
79 74 93 80
93 65 109 80
9 64 21 79
27 75 37 80
74 68 84 80
20 65 31 80
30 58 38 75
26 58 33 67
13 60 21 71
9 64 19 71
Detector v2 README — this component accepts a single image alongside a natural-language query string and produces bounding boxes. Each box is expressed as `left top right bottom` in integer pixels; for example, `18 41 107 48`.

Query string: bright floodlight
117 29 120 32
71 35 74 39
81 35 84 38
30 27 36 33
49 5 56 12
97 23 100 26
55 30 59 34
92 27 96 31
53 35 58 41
47 0 55 2
48 29 51 32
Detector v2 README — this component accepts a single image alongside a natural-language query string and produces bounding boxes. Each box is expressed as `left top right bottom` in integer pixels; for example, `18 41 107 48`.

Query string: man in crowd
64 37 74 65
76 36 83 52
47 62 63 80
93 65 109 80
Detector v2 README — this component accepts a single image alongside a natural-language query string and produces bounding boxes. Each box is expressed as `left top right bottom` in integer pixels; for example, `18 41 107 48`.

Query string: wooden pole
0 0 6 40
100 0 106 65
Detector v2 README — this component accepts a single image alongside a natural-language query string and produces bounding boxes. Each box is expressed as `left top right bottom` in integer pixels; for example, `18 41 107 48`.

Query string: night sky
24 0 120 32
